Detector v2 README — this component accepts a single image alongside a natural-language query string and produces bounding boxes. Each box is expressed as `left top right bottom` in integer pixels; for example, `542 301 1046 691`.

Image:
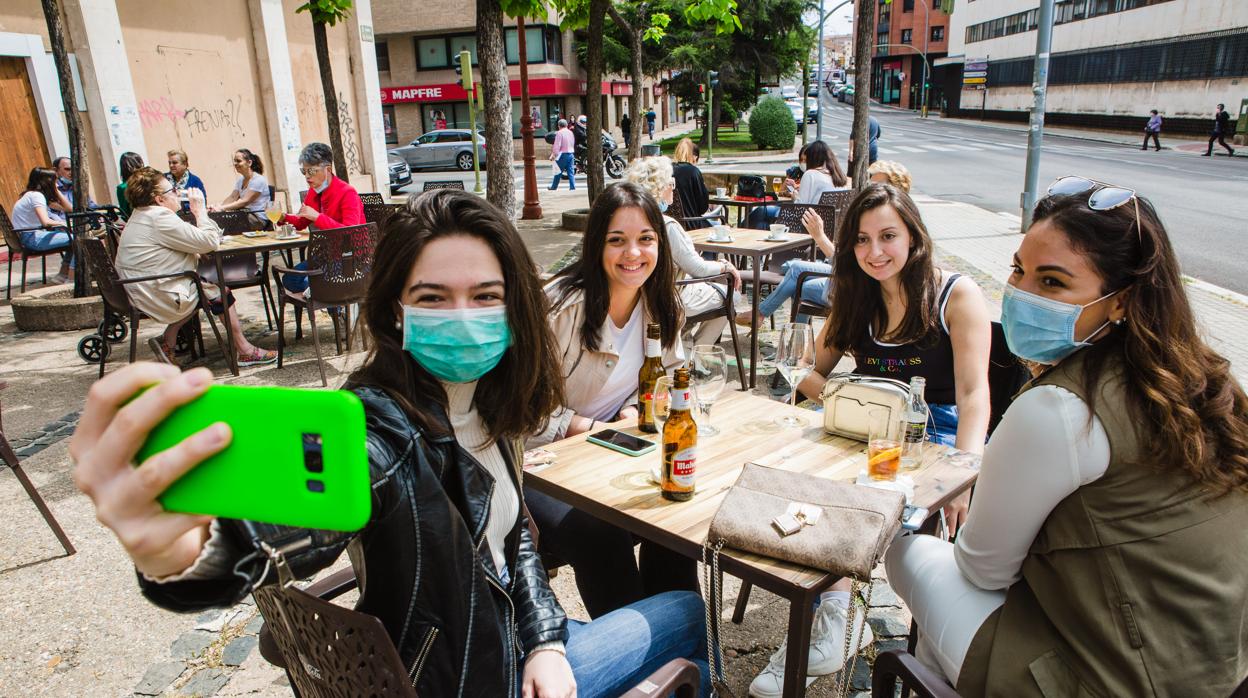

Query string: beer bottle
662 367 697 501
637 322 665 433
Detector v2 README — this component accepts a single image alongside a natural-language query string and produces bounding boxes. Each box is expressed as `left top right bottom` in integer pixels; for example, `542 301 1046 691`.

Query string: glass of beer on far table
771 177 784 197
867 408 901 482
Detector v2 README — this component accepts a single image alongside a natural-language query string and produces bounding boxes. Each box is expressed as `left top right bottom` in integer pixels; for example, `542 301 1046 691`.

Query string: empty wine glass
691 345 727 436
651 375 674 483
774 322 815 428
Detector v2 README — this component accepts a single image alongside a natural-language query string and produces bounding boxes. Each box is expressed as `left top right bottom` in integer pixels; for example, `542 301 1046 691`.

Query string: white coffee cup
768 224 787 239
710 225 730 241
715 187 727 198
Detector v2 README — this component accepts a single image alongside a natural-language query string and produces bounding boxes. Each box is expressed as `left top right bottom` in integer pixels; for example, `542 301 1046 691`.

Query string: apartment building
853 0 953 110
943 0 1248 133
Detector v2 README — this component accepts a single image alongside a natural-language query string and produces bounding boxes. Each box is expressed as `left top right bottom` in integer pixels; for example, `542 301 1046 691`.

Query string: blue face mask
658 200 669 213
58 176 71 187
1000 284 1117 365
402 306 512 383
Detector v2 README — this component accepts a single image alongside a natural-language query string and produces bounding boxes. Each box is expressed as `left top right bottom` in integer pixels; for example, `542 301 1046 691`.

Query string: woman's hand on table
522 650 576 698
614 405 639 423
70 363 227 579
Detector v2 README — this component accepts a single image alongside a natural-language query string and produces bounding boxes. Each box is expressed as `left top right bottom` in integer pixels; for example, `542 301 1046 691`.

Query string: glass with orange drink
867 408 900 481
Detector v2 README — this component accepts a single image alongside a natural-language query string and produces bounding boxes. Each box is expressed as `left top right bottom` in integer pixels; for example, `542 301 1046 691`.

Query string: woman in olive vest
885 178 1248 696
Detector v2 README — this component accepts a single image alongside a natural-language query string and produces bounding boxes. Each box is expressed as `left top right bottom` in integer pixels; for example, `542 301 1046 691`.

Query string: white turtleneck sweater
443 380 519 576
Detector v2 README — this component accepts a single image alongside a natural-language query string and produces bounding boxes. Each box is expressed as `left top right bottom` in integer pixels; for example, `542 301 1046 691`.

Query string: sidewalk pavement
2 183 1245 697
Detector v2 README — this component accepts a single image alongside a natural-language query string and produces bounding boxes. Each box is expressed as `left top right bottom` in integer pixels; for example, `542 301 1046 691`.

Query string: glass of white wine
265 202 285 235
774 322 815 428
691 345 727 436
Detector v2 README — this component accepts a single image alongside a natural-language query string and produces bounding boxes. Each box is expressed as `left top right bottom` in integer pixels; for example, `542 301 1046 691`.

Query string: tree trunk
478 0 515 216
850 0 875 188
606 5 643 162
40 0 87 215
585 0 608 202
313 19 349 178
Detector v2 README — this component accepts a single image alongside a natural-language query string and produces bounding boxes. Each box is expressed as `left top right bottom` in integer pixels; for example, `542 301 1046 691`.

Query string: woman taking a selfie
526 182 700 620
886 181 1248 695
71 190 709 698
749 184 991 698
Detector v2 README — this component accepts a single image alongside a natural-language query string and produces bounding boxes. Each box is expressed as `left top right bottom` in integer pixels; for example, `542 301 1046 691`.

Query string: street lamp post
516 17 542 219
815 0 854 143
1021 0 1057 230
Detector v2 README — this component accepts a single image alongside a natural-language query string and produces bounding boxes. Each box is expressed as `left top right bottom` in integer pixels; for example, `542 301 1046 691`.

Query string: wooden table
688 226 814 388
707 195 792 227
205 230 309 374
528 390 980 697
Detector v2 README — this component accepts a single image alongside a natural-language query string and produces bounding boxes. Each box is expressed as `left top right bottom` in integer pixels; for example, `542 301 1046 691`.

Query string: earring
1114 318 1125 326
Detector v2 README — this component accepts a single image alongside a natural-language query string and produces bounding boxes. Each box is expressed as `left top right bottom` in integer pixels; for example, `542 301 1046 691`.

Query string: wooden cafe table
687 226 815 389
527 390 981 697
204 229 309 375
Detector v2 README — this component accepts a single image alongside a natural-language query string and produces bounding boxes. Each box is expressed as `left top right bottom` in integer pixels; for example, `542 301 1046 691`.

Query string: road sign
964 70 987 79
966 58 988 71
963 76 987 85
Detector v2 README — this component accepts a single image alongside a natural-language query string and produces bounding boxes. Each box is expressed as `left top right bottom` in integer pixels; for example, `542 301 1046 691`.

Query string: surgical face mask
1000 284 1118 365
58 176 71 187
402 305 512 383
658 200 669 213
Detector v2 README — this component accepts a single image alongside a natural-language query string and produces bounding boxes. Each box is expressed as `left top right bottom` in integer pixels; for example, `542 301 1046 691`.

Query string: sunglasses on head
1046 176 1141 241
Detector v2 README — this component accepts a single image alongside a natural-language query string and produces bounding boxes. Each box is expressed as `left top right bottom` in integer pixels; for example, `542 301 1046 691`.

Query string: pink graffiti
138 97 184 128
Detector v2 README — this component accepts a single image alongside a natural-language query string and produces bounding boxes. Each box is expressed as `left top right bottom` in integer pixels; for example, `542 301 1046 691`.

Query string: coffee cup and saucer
766 224 788 241
715 187 728 198
708 225 733 243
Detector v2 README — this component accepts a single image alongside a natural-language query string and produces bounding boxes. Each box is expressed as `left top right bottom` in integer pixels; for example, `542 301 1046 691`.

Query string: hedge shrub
749 97 795 151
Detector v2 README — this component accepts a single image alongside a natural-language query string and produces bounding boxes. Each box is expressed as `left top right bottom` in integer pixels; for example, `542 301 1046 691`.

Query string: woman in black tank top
796 184 992 523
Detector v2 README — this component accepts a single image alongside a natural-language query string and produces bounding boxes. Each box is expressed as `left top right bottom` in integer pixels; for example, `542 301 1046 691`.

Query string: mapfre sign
382 85 467 103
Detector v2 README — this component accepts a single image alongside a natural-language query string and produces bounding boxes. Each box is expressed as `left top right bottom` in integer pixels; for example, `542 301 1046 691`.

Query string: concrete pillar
62 0 147 192
346 0 388 196
247 0 304 203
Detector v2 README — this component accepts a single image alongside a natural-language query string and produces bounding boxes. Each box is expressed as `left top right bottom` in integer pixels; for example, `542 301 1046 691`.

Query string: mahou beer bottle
637 323 665 433
662 367 697 501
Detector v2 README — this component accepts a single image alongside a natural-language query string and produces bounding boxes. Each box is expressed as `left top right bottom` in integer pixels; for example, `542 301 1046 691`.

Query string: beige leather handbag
819 372 910 442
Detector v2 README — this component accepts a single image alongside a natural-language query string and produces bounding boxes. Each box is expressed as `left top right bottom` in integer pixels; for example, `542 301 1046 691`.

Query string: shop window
416 37 449 69
376 41 390 72
505 26 546 64
546 27 563 64
382 105 397 145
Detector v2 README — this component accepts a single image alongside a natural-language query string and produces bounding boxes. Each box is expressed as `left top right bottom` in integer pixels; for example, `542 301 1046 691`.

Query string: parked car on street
830 81 846 97
786 101 805 132
780 85 799 100
807 104 819 123
387 151 411 194
807 85 819 97
390 129 487 172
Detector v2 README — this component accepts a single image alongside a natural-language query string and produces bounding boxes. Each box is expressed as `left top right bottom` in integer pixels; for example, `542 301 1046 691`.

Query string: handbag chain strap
702 540 735 697
832 578 877 698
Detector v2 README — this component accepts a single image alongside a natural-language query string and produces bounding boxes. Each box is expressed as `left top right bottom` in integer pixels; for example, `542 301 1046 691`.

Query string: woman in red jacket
281 142 366 293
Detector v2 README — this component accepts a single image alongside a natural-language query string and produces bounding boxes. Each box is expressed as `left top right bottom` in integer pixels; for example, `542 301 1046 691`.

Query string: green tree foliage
749 96 796 150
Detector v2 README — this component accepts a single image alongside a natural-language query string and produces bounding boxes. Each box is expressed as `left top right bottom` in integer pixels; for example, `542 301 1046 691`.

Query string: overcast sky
806 3 856 38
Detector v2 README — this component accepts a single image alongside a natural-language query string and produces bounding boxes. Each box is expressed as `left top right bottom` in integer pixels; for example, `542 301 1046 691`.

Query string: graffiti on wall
137 95 247 139
338 92 361 174
296 91 326 133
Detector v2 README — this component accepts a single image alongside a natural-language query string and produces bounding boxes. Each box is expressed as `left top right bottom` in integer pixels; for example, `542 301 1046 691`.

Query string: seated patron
526 182 701 619
115 152 145 219
886 181 1248 695
165 149 207 212
279 142 366 294
9 167 73 282
115 167 276 367
671 138 717 229
211 148 270 215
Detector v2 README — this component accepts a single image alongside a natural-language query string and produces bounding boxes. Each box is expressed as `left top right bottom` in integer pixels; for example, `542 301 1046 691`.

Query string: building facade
854 0 952 110
371 1 668 158
943 0 1248 134
0 0 389 212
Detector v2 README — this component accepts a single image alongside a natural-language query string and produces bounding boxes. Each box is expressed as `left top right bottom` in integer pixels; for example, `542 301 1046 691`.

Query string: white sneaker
747 600 874 698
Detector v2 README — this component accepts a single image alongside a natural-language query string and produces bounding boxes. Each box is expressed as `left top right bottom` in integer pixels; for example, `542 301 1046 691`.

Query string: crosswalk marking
892 146 927 153
918 144 959 152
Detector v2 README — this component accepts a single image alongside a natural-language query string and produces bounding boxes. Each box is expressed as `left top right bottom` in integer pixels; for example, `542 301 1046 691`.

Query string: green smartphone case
136 385 371 532
586 434 657 457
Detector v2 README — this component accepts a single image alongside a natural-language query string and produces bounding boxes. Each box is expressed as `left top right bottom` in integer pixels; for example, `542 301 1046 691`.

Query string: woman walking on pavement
1142 110 1161 151
1204 103 1236 157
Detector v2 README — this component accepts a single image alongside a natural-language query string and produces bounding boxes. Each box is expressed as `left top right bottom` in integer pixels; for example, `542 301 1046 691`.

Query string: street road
808 95 1248 294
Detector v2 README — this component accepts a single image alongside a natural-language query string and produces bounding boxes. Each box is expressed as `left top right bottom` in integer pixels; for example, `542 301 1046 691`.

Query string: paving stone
15 443 47 458
243 614 265 635
867 582 900 608
194 610 222 625
868 611 911 639
132 661 186 695
221 635 257 666
170 630 215 660
849 654 872 691
179 667 230 697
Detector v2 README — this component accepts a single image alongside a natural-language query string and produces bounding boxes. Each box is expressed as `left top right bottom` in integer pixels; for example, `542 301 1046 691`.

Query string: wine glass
651 375 674 483
265 201 285 233
691 345 727 437
774 323 815 428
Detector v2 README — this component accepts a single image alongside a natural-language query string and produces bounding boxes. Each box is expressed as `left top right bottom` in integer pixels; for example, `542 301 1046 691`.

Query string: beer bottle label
670 388 692 411
645 338 661 357
671 447 696 486
903 420 925 444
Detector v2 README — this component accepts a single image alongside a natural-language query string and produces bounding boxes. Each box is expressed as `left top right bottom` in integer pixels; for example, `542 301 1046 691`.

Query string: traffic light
699 84 705 95
457 50 473 92
708 71 720 89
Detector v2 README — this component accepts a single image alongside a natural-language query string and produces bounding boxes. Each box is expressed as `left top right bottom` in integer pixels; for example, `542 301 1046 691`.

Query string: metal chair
255 564 701 698
77 236 223 377
0 382 74 557
358 191 385 205
207 209 267 234
774 202 836 247
667 190 728 230
870 648 960 698
818 188 856 220
362 202 404 229
272 223 379 386
793 267 833 319
421 180 465 192
0 204 71 299
676 271 748 386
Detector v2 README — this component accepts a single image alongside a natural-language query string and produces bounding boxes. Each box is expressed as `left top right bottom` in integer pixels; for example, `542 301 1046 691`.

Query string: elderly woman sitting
280 142 366 294
115 167 277 367
624 156 741 349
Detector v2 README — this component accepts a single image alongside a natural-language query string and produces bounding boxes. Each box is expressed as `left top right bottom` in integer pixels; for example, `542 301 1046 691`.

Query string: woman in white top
526 182 699 620
115 167 276 367
211 148 270 213
9 167 74 281
792 140 849 205
624 156 741 349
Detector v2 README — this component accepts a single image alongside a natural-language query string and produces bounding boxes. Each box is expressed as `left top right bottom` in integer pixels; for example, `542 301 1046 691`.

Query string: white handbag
819 372 909 442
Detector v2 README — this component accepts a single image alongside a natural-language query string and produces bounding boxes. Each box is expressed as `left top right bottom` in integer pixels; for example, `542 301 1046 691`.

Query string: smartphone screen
588 429 654 453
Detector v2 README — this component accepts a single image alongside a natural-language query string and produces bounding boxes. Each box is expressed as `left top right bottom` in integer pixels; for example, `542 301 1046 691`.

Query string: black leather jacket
139 384 568 697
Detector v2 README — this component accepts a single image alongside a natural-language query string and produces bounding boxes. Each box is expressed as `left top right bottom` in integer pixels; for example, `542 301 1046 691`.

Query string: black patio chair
358 191 386 205
667 190 728 230
0 204 70 299
208 209 268 234
676 271 748 386
362 202 405 229
421 180 465 192
0 382 74 557
818 188 856 220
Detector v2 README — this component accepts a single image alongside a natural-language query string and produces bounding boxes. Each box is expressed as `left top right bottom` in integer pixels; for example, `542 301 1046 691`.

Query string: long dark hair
825 183 939 353
551 182 681 351
236 148 264 175
804 140 848 188
119 152 145 183
24 168 58 200
350 190 564 443
1032 194 1248 493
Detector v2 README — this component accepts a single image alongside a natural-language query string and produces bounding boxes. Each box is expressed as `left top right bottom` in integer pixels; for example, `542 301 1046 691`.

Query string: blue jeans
283 262 310 293
758 259 831 321
550 153 575 190
20 229 73 267
519 590 710 698
927 403 958 446
746 205 779 229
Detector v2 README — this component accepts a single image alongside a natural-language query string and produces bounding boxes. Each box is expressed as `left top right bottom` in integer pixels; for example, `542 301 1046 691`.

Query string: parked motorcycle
545 129 626 179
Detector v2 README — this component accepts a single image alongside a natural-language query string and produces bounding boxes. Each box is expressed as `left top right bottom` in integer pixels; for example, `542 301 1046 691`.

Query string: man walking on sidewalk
548 119 576 191
645 108 657 140
1203 103 1235 157
1142 110 1162 151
